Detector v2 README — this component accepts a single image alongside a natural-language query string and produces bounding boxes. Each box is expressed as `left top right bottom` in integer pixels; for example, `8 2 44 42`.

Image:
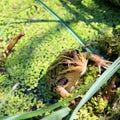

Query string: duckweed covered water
0 0 119 119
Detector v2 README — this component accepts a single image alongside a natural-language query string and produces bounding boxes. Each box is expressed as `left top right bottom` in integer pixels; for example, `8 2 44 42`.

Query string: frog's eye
57 78 68 86
75 49 79 54
71 50 77 55
71 49 79 55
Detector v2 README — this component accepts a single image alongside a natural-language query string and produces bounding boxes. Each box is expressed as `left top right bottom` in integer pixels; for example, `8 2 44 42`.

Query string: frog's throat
80 59 88 75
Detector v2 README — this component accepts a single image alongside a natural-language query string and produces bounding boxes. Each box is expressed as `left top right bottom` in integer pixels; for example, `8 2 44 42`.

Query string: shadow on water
59 0 120 34
0 18 59 26
26 75 60 106
4 21 67 111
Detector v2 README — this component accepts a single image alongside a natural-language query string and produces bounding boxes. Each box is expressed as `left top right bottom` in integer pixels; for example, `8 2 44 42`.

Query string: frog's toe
56 85 71 98
105 60 113 65
96 60 112 73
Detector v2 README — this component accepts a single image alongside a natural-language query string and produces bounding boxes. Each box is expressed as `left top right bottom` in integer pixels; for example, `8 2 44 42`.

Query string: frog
46 49 112 104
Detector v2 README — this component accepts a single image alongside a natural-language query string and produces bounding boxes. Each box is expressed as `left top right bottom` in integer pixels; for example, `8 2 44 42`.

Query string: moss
91 27 120 61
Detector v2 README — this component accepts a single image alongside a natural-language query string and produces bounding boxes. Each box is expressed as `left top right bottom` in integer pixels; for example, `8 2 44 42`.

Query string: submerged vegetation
0 0 120 119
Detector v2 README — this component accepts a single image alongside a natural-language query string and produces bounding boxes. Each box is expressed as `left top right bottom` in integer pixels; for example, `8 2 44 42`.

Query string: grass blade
36 0 99 55
41 107 70 120
69 57 120 120
0 82 19 109
0 6 32 37
0 21 11 36
0 82 93 120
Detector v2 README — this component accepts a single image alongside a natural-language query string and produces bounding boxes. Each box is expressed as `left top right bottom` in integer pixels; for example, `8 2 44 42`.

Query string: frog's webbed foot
87 53 112 73
94 58 112 73
56 85 75 105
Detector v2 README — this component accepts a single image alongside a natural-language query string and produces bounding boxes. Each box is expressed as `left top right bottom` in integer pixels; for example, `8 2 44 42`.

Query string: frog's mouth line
81 59 88 75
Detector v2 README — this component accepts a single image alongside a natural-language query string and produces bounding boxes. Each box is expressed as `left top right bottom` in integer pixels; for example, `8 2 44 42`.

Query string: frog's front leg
84 52 112 73
56 85 75 104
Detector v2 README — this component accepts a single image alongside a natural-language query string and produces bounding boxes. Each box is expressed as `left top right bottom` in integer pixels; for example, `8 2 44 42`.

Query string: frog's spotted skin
46 49 112 104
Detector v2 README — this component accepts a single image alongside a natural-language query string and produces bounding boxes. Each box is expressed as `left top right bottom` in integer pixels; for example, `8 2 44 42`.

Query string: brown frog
46 49 112 104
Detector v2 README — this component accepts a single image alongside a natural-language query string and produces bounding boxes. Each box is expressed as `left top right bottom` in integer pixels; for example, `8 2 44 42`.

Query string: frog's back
46 49 81 89
46 50 72 89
